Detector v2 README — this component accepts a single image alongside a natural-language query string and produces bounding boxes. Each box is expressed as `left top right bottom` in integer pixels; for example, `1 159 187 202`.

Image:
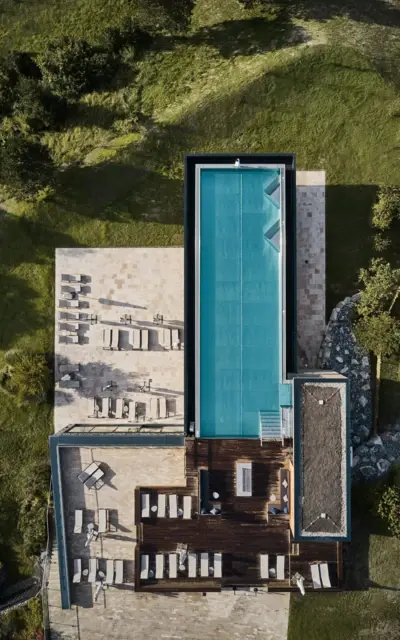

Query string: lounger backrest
214 553 222 578
276 555 285 580
188 553 197 578
183 496 192 519
73 558 82 583
106 559 114 584
158 494 166 517
168 495 178 518
320 563 331 588
169 553 177 578
74 509 83 533
311 564 322 589
141 493 150 518
260 553 269 579
156 554 164 579
115 559 123 584
200 553 209 577
140 555 149 580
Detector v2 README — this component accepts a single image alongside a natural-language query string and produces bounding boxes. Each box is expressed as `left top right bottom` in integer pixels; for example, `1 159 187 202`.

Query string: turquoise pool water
199 168 281 438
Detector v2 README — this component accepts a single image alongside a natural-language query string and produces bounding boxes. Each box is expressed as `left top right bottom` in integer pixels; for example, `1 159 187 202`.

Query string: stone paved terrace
296 171 326 368
54 248 184 433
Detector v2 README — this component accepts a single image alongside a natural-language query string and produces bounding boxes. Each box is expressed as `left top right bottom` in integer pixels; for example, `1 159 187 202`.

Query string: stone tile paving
54 248 184 433
296 171 326 369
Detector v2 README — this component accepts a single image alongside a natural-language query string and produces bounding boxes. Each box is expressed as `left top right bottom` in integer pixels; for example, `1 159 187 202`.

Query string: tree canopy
357 258 400 318
354 313 400 358
372 186 400 231
0 135 55 198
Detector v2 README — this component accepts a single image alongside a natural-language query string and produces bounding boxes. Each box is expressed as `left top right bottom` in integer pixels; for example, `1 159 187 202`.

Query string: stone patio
296 171 326 368
54 248 184 433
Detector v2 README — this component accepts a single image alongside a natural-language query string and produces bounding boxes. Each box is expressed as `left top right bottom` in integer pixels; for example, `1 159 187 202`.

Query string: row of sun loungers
259 554 286 580
74 509 109 534
310 563 331 589
88 396 168 420
73 558 123 584
141 494 192 519
103 328 149 351
140 552 222 580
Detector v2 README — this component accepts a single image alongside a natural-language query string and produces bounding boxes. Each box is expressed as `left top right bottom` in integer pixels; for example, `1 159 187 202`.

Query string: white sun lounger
276 555 285 580
200 553 209 577
141 329 149 350
214 553 222 578
103 329 112 349
98 509 108 533
188 553 197 578
111 330 119 350
159 396 167 418
141 493 150 519
260 554 269 579
169 554 177 578
74 509 83 534
69 274 82 283
171 328 179 348
69 335 79 344
162 328 172 349
100 397 110 418
88 558 97 583
168 495 178 518
115 559 123 584
115 398 124 419
140 555 149 580
311 564 322 589
156 554 164 579
320 563 331 588
158 494 166 517
72 559 82 583
183 496 192 519
106 559 114 585
131 329 141 349
149 397 159 420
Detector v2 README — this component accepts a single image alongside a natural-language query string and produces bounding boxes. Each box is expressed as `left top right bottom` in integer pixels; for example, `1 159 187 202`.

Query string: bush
372 186 400 231
39 36 116 100
18 460 49 556
354 313 400 358
12 76 66 131
102 19 152 56
377 485 400 538
3 351 51 403
7 50 42 80
0 136 55 199
373 233 391 253
0 59 18 118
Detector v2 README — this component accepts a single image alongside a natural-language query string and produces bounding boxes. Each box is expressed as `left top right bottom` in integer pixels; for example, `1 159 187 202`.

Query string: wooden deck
137 438 342 592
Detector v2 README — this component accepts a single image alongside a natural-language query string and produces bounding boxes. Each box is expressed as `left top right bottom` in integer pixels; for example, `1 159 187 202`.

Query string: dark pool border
184 153 297 436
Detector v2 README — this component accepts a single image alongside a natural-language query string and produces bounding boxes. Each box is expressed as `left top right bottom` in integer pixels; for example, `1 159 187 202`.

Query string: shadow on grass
287 0 400 27
54 162 183 224
0 215 83 348
152 14 309 58
326 185 376 314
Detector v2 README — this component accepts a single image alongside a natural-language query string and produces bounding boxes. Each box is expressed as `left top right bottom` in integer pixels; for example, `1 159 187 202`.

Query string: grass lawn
0 0 398 636
288 480 400 640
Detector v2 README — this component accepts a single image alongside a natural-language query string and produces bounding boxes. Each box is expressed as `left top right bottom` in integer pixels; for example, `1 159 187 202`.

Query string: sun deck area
137 439 343 592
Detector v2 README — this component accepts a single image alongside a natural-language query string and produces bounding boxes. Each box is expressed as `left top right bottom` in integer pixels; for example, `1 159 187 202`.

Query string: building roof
293 376 350 541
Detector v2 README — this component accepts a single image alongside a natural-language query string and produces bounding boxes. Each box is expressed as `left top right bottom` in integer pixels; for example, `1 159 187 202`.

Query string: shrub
377 485 400 538
0 59 18 118
0 136 55 199
3 351 51 402
18 460 49 556
12 76 66 131
102 19 152 56
7 50 42 80
355 313 400 357
372 186 400 231
373 233 391 253
39 36 116 100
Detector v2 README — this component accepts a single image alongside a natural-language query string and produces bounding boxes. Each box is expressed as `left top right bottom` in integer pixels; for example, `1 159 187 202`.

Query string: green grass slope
0 0 398 635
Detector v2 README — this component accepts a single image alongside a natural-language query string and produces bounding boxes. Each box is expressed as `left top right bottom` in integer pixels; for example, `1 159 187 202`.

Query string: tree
355 313 400 358
357 258 400 318
0 136 55 198
0 59 18 118
372 186 400 231
356 259 400 434
3 351 51 403
39 37 116 100
377 485 400 538
12 76 66 131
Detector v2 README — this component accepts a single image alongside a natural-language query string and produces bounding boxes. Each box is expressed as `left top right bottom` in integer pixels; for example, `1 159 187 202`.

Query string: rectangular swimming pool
197 166 284 438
